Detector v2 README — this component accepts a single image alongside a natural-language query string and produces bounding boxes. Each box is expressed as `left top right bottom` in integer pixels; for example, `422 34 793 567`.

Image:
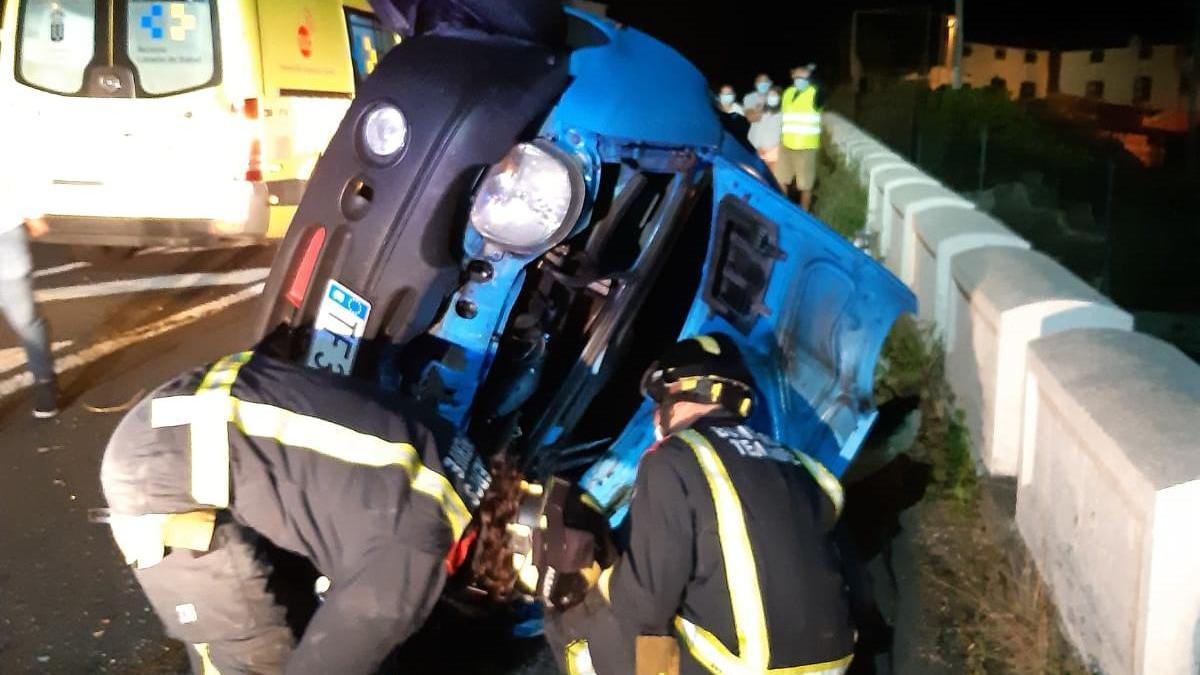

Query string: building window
1138 43 1154 60
1025 50 1038 63
1090 49 1106 63
990 76 1008 92
1019 81 1037 99
995 47 1007 60
1085 80 1105 100
1133 76 1152 104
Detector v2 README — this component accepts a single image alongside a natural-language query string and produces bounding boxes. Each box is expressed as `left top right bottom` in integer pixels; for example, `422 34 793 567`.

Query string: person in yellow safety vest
778 63 823 212
536 334 857 675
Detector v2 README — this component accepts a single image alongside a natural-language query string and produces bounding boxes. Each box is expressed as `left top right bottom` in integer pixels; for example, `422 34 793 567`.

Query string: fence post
1101 158 1116 294
977 126 989 192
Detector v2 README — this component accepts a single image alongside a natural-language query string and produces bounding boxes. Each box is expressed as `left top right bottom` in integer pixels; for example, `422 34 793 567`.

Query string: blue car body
425 9 914 523
260 5 915 529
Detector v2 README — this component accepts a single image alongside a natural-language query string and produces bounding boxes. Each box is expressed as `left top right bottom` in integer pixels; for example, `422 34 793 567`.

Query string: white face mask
794 78 810 91
766 94 781 107
719 93 735 106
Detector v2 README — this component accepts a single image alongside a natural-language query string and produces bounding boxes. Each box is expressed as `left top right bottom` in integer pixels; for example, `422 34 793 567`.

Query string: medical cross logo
139 3 197 42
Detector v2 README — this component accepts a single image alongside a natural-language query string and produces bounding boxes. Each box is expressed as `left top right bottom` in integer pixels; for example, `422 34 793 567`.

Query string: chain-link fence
827 78 1200 357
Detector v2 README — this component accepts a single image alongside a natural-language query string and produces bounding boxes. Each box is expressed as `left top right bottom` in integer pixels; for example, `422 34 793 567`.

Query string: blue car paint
424 7 916 525
581 157 916 524
545 9 724 150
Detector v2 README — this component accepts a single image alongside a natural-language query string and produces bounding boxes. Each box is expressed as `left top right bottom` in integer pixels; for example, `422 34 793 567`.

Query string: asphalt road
0 244 275 674
0 244 556 674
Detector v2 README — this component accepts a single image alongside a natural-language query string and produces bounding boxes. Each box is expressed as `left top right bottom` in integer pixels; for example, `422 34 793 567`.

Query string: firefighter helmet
639 334 756 418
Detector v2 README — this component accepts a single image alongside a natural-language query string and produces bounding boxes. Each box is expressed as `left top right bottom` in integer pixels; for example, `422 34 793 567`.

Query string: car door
581 155 916 522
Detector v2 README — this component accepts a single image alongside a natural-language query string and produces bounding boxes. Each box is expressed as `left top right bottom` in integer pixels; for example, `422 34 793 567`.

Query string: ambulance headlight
469 142 584 255
358 103 409 165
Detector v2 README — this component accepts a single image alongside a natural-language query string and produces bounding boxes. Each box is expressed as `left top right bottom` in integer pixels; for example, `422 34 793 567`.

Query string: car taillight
246 138 263 182
286 227 326 308
243 98 263 182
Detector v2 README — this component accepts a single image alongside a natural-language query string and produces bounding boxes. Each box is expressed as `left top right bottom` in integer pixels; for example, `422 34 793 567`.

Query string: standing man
742 73 774 122
0 120 58 418
778 63 823 211
98 349 499 674
542 335 856 675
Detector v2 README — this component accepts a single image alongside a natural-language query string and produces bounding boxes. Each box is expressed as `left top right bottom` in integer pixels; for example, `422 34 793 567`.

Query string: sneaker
32 380 59 419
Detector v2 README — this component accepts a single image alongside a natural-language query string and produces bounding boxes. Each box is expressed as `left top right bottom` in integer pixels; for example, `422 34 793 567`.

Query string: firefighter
540 334 857 675
97 349 495 675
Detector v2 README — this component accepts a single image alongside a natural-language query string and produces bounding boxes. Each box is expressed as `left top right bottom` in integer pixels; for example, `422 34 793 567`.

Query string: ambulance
0 0 397 252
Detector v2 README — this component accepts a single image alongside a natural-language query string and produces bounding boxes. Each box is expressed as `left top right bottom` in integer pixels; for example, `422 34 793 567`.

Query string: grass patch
813 148 868 240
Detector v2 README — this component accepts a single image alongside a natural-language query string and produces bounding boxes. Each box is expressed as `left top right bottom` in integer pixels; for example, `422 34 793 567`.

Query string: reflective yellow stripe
190 352 253 508
795 453 844 519
565 639 597 675
674 617 853 675
676 429 770 669
694 335 722 355
193 643 222 675
232 399 470 540
149 361 470 542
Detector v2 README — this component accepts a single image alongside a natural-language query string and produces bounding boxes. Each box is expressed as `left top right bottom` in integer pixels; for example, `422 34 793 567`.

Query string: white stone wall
824 111 1199 674
1021 330 1200 675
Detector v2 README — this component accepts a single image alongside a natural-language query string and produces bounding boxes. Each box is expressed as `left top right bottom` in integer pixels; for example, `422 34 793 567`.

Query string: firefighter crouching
97 349 497 675
529 335 858 674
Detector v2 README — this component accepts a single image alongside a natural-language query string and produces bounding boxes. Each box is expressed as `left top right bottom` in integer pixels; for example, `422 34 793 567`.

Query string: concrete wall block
847 140 888 165
946 247 1132 476
1019 330 1200 675
883 183 974 279
912 209 1029 334
869 167 938 246
858 152 908 186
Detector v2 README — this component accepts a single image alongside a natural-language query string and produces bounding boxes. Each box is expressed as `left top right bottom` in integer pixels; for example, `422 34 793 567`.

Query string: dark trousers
133 521 303 675
543 589 636 675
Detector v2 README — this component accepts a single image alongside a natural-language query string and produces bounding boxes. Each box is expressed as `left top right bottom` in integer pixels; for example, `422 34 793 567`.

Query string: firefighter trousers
543 588 636 675
132 520 300 675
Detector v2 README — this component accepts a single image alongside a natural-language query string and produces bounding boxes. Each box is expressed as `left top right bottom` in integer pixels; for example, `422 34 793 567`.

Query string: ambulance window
16 0 98 95
345 10 397 87
125 0 218 95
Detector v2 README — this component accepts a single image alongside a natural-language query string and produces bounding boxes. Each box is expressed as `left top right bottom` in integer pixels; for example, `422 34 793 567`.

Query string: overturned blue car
255 0 914 527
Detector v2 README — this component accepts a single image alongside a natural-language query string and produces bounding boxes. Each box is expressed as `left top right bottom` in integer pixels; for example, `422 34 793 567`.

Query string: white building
931 20 1194 114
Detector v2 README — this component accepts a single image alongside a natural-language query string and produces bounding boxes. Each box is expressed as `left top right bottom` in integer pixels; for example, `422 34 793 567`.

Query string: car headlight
469 141 585 255
358 103 409 165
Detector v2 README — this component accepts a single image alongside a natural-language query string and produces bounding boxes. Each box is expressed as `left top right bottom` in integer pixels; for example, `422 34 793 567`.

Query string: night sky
597 0 1199 95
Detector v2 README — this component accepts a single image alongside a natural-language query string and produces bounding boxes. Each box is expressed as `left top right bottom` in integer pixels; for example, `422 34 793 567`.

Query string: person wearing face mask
742 73 773 122
748 86 784 174
778 63 823 211
540 335 857 675
716 84 744 117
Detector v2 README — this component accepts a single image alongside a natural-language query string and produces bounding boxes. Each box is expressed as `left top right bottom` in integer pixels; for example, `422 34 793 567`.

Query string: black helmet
640 334 756 418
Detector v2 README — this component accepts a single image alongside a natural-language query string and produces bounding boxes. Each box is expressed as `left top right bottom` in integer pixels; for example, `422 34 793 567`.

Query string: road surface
0 244 554 674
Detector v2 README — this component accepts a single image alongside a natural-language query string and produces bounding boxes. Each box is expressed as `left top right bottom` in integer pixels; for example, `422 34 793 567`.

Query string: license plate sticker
305 279 371 376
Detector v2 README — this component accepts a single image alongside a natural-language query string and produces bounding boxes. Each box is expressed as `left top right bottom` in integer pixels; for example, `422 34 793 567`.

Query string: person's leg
772 149 799 202
133 520 295 674
544 589 636 675
0 227 57 415
797 149 819 212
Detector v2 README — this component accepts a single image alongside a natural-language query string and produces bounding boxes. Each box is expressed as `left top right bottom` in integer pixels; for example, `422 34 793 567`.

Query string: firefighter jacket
102 351 488 675
606 414 856 674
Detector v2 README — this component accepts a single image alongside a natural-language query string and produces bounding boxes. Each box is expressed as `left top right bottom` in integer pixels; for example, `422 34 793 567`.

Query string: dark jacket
607 415 856 673
102 352 486 675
